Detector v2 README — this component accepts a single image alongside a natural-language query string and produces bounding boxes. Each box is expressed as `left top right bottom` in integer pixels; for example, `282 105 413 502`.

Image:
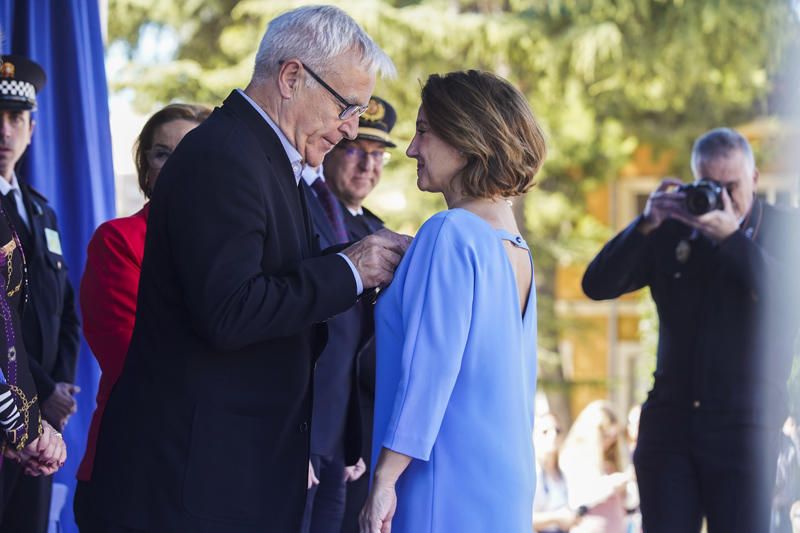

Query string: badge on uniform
44 227 62 255
675 239 691 263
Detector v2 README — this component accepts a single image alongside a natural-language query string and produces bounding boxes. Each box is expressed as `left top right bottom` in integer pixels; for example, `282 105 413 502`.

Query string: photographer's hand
671 188 739 242
638 178 685 235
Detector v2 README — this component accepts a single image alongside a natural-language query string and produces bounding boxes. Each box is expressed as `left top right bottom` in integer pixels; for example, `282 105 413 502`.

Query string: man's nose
359 153 376 171
341 115 359 140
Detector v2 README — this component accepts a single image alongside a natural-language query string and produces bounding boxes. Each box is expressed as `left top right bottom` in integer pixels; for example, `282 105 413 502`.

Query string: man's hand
343 229 412 290
41 382 79 431
638 178 686 235
344 457 366 482
308 460 319 490
670 188 739 242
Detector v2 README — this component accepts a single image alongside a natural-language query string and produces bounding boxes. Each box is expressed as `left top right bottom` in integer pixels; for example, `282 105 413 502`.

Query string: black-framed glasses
335 145 391 164
279 60 369 120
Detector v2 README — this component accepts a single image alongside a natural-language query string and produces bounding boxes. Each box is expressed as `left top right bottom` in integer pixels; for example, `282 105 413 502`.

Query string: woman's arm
360 447 412 533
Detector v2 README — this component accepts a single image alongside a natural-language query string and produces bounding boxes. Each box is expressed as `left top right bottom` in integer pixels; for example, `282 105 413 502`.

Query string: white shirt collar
346 205 364 216
236 88 305 184
301 164 324 187
0 172 22 196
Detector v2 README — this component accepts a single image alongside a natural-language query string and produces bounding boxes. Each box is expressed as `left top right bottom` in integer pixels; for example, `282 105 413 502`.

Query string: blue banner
1 1 115 531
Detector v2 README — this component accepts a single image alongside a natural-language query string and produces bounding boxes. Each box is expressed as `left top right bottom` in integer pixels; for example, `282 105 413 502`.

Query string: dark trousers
302 453 347 533
340 470 369 533
0 459 52 533
633 404 780 533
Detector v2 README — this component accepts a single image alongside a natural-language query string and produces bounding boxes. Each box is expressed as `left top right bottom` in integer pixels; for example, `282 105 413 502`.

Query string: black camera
678 178 724 215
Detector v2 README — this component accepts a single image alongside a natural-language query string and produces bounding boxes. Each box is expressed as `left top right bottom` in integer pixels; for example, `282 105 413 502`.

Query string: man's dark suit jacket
340 207 383 533
90 90 360 533
582 199 800 428
342 207 383 463
300 180 364 464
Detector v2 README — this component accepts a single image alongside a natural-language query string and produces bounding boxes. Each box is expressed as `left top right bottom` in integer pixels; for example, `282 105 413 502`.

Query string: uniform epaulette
26 185 49 204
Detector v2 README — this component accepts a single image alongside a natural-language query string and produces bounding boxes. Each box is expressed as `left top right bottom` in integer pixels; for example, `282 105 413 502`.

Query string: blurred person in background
361 69 546 533
559 400 629 533
624 404 642 533
73 103 210 532
791 500 800 533
0 53 76 533
772 414 800 533
583 127 800 532
533 411 582 533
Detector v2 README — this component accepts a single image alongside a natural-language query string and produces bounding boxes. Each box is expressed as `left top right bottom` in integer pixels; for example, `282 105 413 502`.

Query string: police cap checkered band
0 79 37 109
0 54 46 111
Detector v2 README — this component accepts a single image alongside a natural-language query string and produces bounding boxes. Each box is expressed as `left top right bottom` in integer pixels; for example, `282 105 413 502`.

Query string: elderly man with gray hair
79 6 409 532
583 127 800 533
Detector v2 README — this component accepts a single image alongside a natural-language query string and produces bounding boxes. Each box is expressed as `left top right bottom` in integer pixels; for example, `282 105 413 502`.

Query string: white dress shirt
0 172 30 229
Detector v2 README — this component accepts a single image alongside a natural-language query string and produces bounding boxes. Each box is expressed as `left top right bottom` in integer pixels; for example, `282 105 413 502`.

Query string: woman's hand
359 447 411 532
360 481 397 533
18 420 66 476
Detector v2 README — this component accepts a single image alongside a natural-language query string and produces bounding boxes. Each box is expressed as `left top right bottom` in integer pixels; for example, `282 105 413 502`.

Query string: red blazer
77 204 148 481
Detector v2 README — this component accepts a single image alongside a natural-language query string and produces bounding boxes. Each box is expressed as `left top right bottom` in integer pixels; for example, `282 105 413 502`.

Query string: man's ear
28 118 36 146
277 59 303 99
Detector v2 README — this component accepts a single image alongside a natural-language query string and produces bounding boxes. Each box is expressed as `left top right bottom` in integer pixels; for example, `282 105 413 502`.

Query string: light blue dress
372 208 538 532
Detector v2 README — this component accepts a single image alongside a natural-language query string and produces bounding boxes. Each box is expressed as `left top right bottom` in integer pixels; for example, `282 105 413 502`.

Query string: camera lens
686 188 715 215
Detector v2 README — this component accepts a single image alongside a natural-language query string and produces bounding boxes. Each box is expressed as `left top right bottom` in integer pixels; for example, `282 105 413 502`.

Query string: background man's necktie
311 177 349 244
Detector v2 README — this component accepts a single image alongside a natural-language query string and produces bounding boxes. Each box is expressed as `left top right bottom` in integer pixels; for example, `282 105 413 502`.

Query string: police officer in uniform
0 53 80 533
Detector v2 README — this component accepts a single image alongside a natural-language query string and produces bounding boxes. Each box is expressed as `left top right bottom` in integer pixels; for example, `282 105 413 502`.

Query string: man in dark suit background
582 127 800 533
0 53 80 533
299 96 396 533
83 6 408 533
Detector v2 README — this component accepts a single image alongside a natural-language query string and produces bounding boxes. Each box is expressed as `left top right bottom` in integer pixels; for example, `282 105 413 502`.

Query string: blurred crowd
533 403 800 533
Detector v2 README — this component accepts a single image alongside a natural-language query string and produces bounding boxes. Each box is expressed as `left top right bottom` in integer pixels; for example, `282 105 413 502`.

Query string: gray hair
690 127 756 177
252 5 396 83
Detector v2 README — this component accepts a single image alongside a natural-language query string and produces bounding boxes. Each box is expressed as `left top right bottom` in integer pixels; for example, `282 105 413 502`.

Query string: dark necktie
311 177 349 244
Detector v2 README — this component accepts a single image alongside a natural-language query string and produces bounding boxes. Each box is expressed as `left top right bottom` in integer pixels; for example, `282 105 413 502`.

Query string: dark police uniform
0 53 80 533
582 199 800 532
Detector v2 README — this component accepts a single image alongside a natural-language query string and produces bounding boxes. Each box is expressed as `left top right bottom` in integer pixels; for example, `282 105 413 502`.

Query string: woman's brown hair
133 103 211 198
420 70 546 199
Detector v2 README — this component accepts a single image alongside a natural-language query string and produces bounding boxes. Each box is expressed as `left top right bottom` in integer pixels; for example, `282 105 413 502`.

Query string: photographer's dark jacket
582 199 800 427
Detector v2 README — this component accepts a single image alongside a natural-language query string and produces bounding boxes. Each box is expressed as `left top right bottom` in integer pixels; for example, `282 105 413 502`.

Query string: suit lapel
222 90 313 257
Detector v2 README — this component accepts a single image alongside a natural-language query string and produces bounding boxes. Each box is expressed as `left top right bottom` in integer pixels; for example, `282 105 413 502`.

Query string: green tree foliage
107 0 800 419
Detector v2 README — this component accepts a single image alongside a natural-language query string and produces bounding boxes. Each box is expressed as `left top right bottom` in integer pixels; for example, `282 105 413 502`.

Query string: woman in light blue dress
361 70 547 533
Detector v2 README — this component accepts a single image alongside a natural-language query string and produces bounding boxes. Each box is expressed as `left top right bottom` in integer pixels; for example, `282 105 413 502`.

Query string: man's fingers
655 178 684 192
721 187 734 213
372 229 412 254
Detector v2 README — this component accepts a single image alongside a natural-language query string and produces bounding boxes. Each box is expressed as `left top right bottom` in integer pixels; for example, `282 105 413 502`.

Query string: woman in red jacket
74 103 210 529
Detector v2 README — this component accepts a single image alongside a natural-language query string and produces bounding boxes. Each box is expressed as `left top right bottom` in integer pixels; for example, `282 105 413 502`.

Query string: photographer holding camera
582 128 800 533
